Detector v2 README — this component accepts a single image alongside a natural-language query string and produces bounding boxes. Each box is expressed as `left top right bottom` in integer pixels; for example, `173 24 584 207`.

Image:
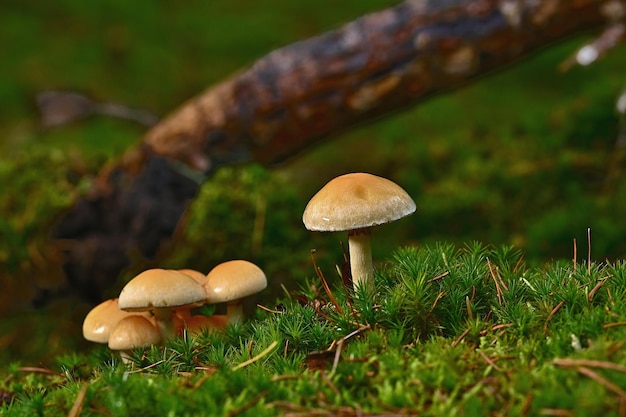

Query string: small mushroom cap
108 316 161 350
302 172 416 232
205 260 267 303
118 268 207 312
178 269 208 286
82 298 151 343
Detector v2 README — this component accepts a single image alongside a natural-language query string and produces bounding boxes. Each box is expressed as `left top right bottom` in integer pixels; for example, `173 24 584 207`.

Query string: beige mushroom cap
205 260 267 303
118 268 207 311
108 316 161 350
178 269 208 286
82 298 152 343
302 172 416 232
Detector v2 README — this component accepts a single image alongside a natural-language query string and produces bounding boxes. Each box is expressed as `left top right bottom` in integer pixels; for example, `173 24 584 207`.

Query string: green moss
3 243 626 415
2 1 626 412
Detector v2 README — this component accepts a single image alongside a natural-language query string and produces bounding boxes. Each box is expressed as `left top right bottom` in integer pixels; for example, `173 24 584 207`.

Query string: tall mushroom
302 172 416 292
204 260 267 324
118 268 207 340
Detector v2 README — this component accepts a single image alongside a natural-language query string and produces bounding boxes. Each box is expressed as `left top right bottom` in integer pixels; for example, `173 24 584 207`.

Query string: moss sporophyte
5 242 626 416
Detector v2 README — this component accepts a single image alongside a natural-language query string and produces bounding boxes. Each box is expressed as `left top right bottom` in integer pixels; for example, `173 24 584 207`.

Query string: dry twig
554 358 626 373
67 382 89 417
543 301 565 333
451 328 471 348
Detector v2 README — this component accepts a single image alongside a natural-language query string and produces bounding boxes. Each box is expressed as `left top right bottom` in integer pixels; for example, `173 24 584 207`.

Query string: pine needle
554 358 626 373
232 341 278 371
67 382 88 417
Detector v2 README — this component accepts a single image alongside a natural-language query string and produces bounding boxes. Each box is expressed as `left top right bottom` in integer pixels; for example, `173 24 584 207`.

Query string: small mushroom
82 298 152 344
302 172 416 292
204 260 267 324
178 269 207 286
118 268 207 340
108 315 161 364
175 314 229 336
176 269 209 320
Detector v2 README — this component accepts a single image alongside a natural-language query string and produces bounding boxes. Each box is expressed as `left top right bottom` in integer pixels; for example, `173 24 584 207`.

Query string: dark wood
145 0 624 172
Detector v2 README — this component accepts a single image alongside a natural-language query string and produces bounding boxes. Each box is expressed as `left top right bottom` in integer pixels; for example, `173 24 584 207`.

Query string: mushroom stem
225 301 244 325
348 227 374 292
118 351 135 365
153 307 175 340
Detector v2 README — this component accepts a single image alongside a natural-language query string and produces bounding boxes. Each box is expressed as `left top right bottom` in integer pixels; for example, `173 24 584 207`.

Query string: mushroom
175 314 229 336
108 315 161 364
82 298 152 344
118 268 207 340
174 269 228 334
178 269 207 286
302 172 416 292
204 260 267 324
176 269 209 319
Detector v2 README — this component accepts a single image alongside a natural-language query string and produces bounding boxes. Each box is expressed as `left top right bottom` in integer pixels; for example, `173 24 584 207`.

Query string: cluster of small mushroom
82 261 267 359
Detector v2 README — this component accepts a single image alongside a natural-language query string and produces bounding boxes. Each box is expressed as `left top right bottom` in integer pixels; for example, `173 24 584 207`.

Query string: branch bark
144 0 625 173
52 0 625 303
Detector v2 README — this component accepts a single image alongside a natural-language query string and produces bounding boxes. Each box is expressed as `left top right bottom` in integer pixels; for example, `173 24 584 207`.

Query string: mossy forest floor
2 1 626 415
3 242 626 416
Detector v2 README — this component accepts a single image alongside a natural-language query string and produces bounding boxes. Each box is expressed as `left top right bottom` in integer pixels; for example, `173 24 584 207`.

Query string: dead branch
144 0 626 173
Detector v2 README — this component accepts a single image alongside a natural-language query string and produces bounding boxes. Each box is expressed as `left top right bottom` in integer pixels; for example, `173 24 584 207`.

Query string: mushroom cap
205 260 267 303
302 172 416 232
82 298 151 343
108 315 161 350
178 268 208 286
118 268 207 312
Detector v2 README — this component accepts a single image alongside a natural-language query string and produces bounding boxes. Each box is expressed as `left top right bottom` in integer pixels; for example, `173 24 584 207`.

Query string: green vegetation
2 1 626 414
3 243 626 415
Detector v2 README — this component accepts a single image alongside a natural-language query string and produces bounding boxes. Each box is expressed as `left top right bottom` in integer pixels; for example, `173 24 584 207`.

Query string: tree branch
144 0 625 173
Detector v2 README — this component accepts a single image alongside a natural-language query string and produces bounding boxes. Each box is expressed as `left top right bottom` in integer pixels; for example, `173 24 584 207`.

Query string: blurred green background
1 0 625 364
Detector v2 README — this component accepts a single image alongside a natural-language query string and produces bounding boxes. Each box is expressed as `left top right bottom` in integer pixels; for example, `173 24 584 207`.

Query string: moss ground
3 243 626 416
2 2 626 414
